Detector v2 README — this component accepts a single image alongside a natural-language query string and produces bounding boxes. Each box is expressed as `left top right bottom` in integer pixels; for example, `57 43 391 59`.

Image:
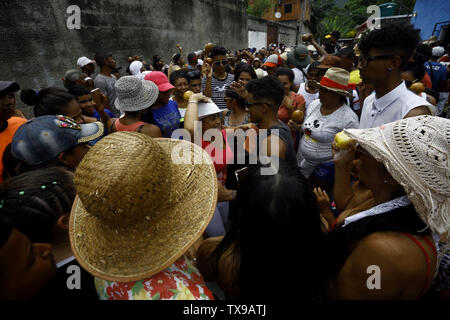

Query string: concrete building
0 0 248 115
248 0 311 49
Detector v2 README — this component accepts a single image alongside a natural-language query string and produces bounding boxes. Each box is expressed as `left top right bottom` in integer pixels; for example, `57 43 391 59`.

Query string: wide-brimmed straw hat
69 132 218 281
114 76 159 112
344 116 450 243
309 67 352 98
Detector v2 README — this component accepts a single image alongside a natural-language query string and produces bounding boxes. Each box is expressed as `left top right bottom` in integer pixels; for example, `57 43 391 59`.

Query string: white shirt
297 83 319 109
359 81 432 129
292 67 308 87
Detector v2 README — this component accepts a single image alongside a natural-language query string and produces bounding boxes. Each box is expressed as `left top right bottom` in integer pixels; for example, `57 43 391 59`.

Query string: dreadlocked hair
0 167 76 243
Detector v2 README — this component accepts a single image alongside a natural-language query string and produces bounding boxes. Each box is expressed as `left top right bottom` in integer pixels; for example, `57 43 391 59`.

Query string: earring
384 179 388 184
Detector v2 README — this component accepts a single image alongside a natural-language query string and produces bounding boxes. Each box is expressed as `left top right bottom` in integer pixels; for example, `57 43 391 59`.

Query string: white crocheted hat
344 116 450 242
114 76 159 112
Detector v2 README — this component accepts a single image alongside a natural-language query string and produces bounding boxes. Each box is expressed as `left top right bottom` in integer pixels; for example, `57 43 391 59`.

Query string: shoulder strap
136 124 145 133
109 119 117 133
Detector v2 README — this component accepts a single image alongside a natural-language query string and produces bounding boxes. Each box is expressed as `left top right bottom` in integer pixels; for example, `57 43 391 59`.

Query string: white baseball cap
77 56 95 68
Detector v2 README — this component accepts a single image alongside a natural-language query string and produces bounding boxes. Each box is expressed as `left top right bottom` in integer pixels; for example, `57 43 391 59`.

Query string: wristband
188 100 198 104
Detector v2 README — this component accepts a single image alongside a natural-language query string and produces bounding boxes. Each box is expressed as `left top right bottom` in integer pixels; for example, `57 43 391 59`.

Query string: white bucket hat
344 116 450 242
114 76 159 112
198 101 222 119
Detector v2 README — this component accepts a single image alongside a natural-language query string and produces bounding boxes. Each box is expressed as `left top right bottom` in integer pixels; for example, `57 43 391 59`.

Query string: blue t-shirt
424 62 447 90
143 100 181 138
92 109 115 120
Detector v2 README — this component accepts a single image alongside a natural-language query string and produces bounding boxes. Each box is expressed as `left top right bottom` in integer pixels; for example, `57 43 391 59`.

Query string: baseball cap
12 115 104 166
263 54 282 68
77 57 96 68
0 81 20 94
287 45 311 68
144 71 175 92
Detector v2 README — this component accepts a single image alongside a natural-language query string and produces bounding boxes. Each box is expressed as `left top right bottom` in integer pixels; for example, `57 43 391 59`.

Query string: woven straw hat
344 116 450 243
309 67 352 98
114 76 159 112
69 132 218 281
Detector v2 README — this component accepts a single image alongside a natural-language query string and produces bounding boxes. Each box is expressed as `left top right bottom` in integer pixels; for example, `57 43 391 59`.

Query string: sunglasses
357 55 395 67
245 101 273 109
214 60 228 66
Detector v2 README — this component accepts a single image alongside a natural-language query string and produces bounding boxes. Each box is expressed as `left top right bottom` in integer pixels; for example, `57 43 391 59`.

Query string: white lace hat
114 76 159 112
344 116 450 242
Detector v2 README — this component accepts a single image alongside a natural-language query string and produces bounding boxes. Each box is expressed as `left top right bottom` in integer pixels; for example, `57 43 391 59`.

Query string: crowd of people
0 22 449 301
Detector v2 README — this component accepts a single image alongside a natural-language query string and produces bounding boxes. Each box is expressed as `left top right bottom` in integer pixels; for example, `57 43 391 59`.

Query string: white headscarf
130 61 144 79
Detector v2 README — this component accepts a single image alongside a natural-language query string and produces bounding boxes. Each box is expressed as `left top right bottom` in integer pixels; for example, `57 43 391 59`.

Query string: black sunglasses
214 60 228 66
357 55 394 67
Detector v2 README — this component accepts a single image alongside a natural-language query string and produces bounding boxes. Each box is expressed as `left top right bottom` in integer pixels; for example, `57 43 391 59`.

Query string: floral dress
94 256 215 300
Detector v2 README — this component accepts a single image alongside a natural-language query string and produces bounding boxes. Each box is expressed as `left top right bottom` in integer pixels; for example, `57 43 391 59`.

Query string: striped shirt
201 73 234 109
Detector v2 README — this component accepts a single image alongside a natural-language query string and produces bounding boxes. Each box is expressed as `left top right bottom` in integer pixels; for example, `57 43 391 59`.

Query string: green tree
247 0 275 18
304 0 335 37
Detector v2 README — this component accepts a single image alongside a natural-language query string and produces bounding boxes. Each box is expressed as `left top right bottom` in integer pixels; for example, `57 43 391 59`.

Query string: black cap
0 81 20 94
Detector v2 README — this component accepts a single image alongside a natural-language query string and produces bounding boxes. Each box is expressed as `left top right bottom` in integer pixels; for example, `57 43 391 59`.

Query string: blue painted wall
410 0 450 40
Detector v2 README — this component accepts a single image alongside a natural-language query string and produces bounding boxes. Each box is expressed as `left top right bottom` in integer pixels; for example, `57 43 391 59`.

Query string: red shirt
201 130 234 185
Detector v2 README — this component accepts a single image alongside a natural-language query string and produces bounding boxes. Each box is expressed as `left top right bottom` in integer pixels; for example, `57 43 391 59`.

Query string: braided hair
0 167 76 243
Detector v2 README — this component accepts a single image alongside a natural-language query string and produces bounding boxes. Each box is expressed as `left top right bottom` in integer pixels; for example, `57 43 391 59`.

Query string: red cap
144 71 175 92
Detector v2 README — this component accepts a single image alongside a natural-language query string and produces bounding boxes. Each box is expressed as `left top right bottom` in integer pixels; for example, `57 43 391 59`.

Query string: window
284 3 292 14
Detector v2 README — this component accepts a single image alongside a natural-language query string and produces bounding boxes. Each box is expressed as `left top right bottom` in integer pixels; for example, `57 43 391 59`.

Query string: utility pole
295 0 304 46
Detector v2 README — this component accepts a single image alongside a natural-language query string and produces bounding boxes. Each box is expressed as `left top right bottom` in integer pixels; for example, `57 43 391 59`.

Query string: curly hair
358 23 420 67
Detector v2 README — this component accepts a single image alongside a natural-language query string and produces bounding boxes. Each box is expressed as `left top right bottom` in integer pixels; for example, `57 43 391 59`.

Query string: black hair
225 89 246 109
211 46 227 59
307 61 321 74
234 63 257 82
186 69 201 82
415 44 433 61
337 47 355 59
187 53 197 64
169 69 188 86
94 52 111 67
403 60 426 81
213 161 326 299
0 167 76 243
274 67 295 82
152 55 162 69
20 88 76 118
246 76 285 109
358 23 421 68
324 42 336 54
68 85 90 98
172 54 181 64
